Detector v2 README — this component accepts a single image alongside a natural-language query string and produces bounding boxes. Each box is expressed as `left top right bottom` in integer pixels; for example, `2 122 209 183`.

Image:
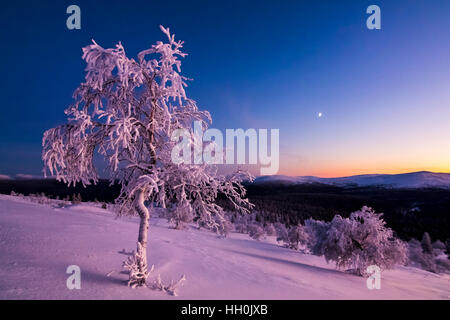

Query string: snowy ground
0 194 448 300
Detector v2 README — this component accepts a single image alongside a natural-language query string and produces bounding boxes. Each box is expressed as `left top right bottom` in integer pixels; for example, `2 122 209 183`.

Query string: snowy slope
254 171 450 189
0 194 448 300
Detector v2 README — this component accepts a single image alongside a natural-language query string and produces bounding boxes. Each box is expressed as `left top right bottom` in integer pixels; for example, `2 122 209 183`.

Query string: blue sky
1 0 449 177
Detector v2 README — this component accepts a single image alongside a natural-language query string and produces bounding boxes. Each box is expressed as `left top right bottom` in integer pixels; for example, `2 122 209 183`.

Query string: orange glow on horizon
279 166 450 178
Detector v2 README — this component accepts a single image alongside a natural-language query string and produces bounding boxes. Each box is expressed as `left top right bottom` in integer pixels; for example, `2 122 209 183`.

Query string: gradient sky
0 0 449 178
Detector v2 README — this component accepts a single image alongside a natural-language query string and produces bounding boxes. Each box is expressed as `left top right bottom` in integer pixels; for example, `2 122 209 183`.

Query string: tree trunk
129 189 150 287
127 75 155 287
136 189 150 251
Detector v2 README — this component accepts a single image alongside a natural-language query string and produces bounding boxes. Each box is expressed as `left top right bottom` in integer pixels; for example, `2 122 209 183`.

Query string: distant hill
254 171 450 189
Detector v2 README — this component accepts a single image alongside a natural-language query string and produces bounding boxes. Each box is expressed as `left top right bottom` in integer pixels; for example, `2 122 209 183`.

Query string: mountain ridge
253 171 450 189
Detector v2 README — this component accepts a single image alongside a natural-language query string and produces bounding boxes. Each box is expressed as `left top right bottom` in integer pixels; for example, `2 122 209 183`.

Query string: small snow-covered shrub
435 257 450 273
233 214 250 234
247 224 265 240
169 195 195 230
56 201 66 208
407 239 437 273
28 192 52 205
306 207 407 276
217 218 233 237
432 240 446 255
274 222 288 244
305 218 329 256
407 236 450 274
149 274 186 296
264 223 277 237
286 224 308 250
71 193 82 205
234 222 248 234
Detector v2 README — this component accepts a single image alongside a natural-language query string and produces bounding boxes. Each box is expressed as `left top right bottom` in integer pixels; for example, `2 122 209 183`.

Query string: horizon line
257 170 450 179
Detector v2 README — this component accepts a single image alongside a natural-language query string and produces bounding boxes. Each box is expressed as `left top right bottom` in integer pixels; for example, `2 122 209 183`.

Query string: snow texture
0 195 448 300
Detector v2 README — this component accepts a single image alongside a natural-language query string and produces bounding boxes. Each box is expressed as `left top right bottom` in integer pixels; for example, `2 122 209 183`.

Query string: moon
318 112 323 118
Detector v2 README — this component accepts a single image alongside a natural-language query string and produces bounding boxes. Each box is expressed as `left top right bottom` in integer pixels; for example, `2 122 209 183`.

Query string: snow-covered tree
264 223 277 237
286 224 308 250
304 218 329 256
407 239 437 273
321 207 407 276
432 240 447 256
407 237 449 274
234 221 248 234
421 232 433 254
232 212 249 234
247 223 265 240
274 222 289 244
42 26 253 287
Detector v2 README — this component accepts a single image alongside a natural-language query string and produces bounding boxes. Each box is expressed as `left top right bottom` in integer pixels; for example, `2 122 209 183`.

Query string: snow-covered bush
148 274 186 296
274 222 289 244
233 213 251 234
435 257 450 273
407 239 437 273
274 222 308 250
264 223 277 237
42 26 253 288
305 207 407 276
324 207 407 276
204 213 235 237
234 222 248 234
324 207 407 275
304 218 329 256
71 193 82 205
168 193 194 230
432 240 446 251
27 193 53 205
407 235 450 274
286 224 308 250
247 224 265 241
432 240 447 257
219 218 234 237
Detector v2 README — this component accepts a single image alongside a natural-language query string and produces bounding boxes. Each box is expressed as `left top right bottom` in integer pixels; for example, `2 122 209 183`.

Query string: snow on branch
42 25 253 233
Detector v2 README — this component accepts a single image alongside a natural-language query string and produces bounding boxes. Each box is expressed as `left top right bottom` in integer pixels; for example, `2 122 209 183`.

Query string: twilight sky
0 0 449 177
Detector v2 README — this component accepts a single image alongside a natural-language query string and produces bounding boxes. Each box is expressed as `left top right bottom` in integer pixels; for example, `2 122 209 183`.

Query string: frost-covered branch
42 26 253 288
